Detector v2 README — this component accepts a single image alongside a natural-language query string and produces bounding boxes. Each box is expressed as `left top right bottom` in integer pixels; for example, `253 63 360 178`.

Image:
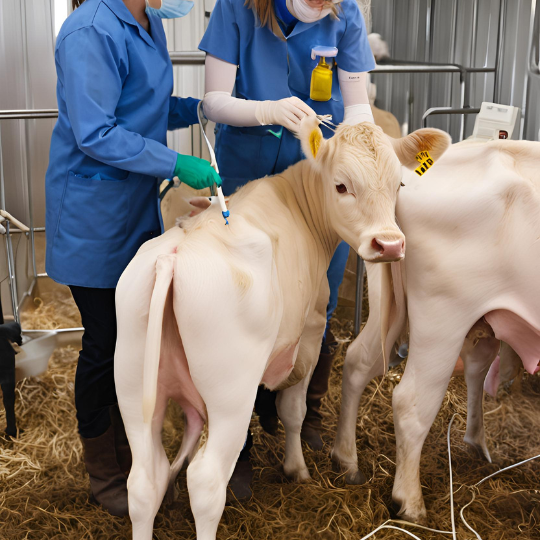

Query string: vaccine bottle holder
309 46 338 102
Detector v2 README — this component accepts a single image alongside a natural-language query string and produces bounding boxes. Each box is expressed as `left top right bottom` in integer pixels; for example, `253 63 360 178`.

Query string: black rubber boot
81 423 129 517
254 386 279 436
227 430 254 501
110 405 132 476
301 330 338 451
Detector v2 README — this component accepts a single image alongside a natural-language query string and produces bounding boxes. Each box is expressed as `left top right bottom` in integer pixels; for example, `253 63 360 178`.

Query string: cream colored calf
333 139 540 524
114 118 450 540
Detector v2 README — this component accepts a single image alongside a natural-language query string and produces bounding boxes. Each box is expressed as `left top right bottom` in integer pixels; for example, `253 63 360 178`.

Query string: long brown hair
72 0 86 9
245 0 338 30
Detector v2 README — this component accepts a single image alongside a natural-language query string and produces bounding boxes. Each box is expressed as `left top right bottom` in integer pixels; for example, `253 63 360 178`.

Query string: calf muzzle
371 238 405 261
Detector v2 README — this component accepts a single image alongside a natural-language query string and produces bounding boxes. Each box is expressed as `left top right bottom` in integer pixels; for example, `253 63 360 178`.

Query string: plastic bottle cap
311 46 338 60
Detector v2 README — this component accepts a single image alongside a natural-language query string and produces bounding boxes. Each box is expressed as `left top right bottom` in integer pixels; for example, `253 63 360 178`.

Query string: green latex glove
173 154 222 190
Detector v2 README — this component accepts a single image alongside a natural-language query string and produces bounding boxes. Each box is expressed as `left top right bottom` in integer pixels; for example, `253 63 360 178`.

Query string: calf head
299 117 451 262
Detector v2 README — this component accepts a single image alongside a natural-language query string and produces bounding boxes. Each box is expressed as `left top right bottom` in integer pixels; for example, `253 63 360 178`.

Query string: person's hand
174 154 222 190
256 97 316 133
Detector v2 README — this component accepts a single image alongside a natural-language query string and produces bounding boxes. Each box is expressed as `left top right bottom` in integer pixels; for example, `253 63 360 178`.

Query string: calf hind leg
177 307 276 539
127 399 171 539
165 407 204 503
178 341 276 539
187 380 262 540
277 375 312 482
461 320 499 462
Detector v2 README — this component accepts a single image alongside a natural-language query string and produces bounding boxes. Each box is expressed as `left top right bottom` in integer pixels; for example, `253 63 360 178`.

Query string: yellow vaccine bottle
310 46 338 102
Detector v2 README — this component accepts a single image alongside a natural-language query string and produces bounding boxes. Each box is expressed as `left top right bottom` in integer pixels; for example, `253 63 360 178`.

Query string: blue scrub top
199 0 375 195
46 0 199 288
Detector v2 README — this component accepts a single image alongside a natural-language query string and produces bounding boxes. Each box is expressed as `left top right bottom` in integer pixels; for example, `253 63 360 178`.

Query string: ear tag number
414 150 434 176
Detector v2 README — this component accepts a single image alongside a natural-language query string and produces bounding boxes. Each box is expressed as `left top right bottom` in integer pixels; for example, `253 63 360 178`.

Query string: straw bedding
1 294 539 539
19 288 82 330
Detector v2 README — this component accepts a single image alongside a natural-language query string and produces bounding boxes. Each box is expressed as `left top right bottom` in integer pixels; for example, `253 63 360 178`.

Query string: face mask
145 0 194 19
285 0 333 23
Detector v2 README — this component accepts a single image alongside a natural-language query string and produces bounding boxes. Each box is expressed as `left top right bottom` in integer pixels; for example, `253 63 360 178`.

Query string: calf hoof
330 451 365 483
301 426 324 451
391 499 428 526
464 434 492 463
345 469 367 485
284 465 311 483
227 460 253 502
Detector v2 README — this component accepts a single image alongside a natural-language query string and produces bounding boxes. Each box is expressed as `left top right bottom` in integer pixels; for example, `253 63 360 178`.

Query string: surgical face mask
285 0 333 23
145 0 194 19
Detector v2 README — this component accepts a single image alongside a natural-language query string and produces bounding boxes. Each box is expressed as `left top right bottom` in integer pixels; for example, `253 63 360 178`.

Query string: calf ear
299 116 327 170
389 128 451 170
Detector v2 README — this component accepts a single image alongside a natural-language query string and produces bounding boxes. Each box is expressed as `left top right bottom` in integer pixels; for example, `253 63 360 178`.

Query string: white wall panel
0 0 57 317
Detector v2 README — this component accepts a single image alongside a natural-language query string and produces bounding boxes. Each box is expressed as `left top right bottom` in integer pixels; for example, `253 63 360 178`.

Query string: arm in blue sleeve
336 0 376 73
59 27 177 179
168 96 200 130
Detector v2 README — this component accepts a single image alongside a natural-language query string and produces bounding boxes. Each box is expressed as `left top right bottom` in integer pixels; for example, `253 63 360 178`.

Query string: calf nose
371 238 405 261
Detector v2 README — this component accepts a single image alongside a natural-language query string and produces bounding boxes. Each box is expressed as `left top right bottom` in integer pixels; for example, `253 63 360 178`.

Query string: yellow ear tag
309 129 322 158
414 150 434 176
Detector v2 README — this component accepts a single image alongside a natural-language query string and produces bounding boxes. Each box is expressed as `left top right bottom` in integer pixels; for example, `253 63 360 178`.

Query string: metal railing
0 110 59 327
422 107 481 128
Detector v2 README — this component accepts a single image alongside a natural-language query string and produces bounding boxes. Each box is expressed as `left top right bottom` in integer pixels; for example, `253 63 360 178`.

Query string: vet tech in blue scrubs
199 0 375 498
45 0 219 517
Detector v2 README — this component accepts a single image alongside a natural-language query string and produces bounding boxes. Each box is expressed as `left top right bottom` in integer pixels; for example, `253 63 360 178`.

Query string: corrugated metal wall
371 0 540 141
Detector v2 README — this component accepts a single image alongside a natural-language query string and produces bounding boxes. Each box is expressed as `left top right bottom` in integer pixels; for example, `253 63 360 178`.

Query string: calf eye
336 184 348 194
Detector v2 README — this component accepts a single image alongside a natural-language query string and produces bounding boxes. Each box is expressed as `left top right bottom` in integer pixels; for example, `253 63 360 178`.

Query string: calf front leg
392 317 466 524
333 261 403 484
332 320 387 484
277 374 312 482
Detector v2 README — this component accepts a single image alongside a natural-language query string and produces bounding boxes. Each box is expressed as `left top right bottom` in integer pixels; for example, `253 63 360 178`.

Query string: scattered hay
20 289 81 330
1 319 540 539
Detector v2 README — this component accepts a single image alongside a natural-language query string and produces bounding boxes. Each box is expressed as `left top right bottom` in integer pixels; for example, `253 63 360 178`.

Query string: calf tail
380 263 393 374
142 254 176 424
380 262 407 374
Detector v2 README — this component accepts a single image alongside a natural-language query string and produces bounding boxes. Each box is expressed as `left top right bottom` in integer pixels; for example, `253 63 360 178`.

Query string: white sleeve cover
338 69 375 126
202 54 260 127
